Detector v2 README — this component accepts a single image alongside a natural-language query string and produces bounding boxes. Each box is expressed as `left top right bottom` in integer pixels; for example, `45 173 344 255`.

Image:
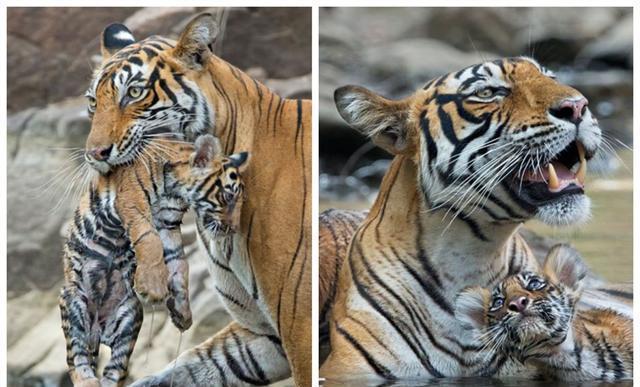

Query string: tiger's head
179 135 249 237
84 14 219 173
455 244 586 359
335 57 602 227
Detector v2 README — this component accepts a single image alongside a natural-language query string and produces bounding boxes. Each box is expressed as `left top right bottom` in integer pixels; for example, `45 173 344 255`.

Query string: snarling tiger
81 13 310 386
320 57 632 380
456 244 633 381
60 135 248 387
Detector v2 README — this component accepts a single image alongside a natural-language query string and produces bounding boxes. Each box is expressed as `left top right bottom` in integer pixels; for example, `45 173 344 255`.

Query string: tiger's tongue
525 161 585 193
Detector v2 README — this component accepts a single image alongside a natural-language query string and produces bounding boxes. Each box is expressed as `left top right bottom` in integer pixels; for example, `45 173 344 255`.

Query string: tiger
319 56 632 381
59 134 248 387
80 13 311 386
456 244 633 381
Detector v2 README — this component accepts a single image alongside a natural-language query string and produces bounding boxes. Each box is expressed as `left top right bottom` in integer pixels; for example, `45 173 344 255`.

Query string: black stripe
335 322 396 379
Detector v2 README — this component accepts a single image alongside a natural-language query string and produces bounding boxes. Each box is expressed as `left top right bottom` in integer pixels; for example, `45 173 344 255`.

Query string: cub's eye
127 86 143 99
87 96 97 110
526 277 546 291
475 88 495 99
489 297 504 312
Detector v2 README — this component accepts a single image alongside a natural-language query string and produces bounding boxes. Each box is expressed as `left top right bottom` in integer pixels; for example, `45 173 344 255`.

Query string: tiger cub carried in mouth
455 244 633 381
59 135 248 387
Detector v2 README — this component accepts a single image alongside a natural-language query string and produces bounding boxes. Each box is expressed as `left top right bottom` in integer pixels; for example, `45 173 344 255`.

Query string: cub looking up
456 244 632 381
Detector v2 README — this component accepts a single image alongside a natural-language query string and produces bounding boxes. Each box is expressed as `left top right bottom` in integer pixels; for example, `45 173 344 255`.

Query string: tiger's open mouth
512 140 590 205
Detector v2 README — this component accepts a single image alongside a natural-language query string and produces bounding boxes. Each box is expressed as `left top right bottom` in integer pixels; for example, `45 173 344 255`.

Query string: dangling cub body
59 135 248 387
456 245 633 381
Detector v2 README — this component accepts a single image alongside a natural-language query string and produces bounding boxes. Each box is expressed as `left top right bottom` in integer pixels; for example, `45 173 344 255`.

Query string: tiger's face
455 244 587 359
183 135 248 238
335 57 602 228
84 17 218 174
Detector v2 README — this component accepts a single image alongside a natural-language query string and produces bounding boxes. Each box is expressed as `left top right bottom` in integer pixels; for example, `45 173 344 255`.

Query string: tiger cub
455 244 633 381
59 135 248 387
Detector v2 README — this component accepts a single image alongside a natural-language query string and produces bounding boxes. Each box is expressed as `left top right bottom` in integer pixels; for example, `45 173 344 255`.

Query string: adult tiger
320 57 632 380
81 14 310 386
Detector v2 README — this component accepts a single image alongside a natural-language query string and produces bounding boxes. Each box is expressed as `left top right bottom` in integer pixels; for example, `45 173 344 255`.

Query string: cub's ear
543 244 588 290
334 85 411 155
101 23 136 60
174 13 219 70
228 152 250 170
455 287 489 331
191 135 222 169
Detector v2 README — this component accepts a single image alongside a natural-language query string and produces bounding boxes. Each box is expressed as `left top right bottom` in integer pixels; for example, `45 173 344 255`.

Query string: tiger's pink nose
507 296 529 313
551 98 588 124
86 145 113 161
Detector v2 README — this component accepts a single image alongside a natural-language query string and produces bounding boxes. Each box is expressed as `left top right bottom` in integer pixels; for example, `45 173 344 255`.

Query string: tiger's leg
59 287 100 387
101 290 144 387
159 228 192 332
117 194 168 303
130 321 290 386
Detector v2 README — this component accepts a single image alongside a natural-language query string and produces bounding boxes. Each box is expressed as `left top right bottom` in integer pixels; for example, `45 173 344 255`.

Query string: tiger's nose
550 97 588 124
507 296 529 313
86 145 113 161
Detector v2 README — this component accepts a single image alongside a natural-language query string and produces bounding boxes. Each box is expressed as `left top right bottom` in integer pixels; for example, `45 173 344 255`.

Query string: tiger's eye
490 297 504 311
128 87 143 99
475 88 494 98
88 97 97 109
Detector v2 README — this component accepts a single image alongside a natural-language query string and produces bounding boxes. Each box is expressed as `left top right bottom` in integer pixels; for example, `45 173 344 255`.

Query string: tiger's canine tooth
547 163 560 190
576 142 586 185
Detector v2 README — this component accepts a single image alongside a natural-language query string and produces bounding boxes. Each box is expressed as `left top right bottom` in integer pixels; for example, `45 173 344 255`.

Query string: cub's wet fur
59 135 248 387
456 244 632 381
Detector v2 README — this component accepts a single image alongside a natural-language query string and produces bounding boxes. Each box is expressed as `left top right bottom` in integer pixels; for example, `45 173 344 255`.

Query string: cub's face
335 57 602 228
455 244 587 358
186 135 249 238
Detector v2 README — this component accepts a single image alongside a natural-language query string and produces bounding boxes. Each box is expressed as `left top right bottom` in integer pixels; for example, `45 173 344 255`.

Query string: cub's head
455 244 587 358
335 57 602 227
185 135 249 237
84 13 219 173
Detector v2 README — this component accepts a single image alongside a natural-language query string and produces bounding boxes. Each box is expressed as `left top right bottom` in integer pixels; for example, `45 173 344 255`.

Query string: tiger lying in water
59 134 248 387
455 244 633 381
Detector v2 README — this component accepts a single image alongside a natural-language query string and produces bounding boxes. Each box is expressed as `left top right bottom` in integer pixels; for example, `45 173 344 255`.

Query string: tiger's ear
455 287 489 331
228 152 250 171
174 13 219 70
334 85 411 155
191 135 223 169
101 23 136 60
543 244 588 290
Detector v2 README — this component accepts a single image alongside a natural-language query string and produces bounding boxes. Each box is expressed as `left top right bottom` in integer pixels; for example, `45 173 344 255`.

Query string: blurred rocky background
7 7 309 386
320 8 632 282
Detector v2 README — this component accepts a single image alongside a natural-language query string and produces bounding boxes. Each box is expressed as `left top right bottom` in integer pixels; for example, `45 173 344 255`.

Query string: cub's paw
134 264 169 303
166 296 193 332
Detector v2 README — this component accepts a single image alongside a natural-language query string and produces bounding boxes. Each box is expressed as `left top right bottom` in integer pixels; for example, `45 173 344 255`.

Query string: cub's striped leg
59 287 100 386
100 291 144 387
160 228 192 331
130 322 290 386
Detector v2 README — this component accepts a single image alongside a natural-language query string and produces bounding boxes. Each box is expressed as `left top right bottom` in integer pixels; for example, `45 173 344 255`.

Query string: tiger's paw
134 264 169 303
166 296 193 332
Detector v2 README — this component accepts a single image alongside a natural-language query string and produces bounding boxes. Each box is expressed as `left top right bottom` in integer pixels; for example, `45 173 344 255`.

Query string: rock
7 98 91 298
578 13 633 70
7 7 140 113
220 7 311 78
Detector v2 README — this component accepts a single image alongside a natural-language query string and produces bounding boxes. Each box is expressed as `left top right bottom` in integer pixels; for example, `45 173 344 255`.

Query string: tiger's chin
535 194 591 227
